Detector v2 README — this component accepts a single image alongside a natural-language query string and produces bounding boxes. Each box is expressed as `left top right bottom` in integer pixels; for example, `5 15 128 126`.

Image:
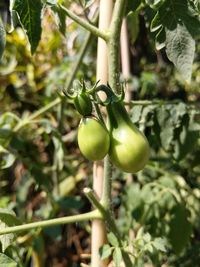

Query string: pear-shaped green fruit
107 102 150 173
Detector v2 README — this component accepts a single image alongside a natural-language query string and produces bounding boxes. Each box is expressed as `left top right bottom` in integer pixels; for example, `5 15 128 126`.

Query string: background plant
0 0 199 266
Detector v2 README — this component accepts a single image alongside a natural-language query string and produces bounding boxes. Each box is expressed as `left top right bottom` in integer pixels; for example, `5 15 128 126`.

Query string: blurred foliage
0 1 199 267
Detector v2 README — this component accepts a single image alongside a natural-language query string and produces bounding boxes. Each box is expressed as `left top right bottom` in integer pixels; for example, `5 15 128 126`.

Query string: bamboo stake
120 19 131 104
91 1 113 266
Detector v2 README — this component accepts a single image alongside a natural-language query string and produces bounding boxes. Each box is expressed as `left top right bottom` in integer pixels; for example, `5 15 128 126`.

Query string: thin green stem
108 0 127 92
0 210 101 236
101 155 112 208
125 100 197 106
59 4 108 41
13 98 61 132
84 188 121 241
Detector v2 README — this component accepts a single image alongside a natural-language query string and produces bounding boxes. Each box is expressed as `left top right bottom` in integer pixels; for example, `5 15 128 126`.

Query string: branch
108 0 127 92
84 188 121 242
84 188 133 266
59 4 108 41
0 210 101 236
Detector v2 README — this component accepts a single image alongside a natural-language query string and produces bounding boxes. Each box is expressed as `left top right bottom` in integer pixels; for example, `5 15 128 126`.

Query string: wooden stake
91 1 113 266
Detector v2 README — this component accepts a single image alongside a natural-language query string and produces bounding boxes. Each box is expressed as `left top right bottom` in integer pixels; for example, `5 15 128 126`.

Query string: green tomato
107 102 150 173
74 93 92 116
78 117 110 161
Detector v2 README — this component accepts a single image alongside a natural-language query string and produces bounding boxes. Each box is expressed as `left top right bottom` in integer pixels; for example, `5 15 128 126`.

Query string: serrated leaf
0 209 21 252
145 242 154 253
168 204 192 254
152 238 167 252
0 253 17 267
143 233 151 243
0 17 6 61
150 0 200 81
107 232 119 247
113 247 122 267
155 27 165 50
12 0 43 54
165 24 195 82
99 244 112 260
151 11 162 32
152 0 200 38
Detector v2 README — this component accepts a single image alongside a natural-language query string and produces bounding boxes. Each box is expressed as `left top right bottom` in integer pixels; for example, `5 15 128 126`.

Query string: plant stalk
0 210 101 236
108 0 127 92
59 4 108 41
101 0 127 210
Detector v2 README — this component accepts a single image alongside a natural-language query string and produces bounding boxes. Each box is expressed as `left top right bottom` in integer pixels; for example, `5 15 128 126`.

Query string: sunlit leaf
0 253 17 267
0 209 21 252
12 0 43 54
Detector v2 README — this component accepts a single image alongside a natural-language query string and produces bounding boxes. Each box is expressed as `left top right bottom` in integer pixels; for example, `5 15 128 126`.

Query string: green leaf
0 209 21 252
152 238 167 252
156 106 173 150
51 5 66 36
168 204 192 254
173 114 199 160
145 242 154 253
143 232 151 243
113 247 122 267
155 26 165 50
151 11 162 32
52 134 64 171
0 253 17 267
127 11 140 44
0 146 16 170
151 0 200 38
131 105 143 123
99 244 112 260
145 0 164 9
12 0 43 54
150 0 200 81
107 232 119 247
165 24 195 83
0 17 6 61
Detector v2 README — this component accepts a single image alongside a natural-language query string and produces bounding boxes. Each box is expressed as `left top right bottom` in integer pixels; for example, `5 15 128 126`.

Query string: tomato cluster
66 82 150 173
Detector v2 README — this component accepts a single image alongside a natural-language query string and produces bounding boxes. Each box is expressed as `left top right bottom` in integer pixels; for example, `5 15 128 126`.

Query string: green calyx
73 93 93 116
63 80 94 116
